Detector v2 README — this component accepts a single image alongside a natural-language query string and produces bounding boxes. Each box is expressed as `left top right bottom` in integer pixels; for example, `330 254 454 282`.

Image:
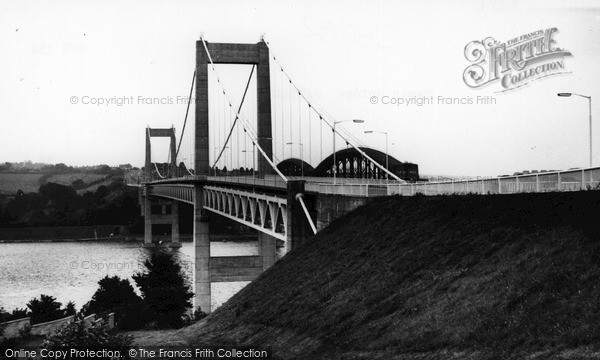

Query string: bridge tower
194 40 273 176
192 40 275 314
143 127 180 248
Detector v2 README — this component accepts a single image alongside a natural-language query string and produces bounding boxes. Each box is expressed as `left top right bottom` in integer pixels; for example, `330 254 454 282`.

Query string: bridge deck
141 165 600 198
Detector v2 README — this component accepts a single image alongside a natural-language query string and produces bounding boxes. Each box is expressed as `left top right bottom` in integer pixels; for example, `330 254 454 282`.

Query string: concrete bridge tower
193 40 276 314
143 127 180 248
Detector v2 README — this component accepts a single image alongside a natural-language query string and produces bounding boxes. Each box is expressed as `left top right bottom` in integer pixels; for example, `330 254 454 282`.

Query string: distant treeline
0 162 137 174
0 181 141 229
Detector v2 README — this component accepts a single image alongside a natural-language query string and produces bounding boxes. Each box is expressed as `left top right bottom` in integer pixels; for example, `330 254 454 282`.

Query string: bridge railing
305 183 388 196
206 175 288 189
388 167 600 196
136 167 600 198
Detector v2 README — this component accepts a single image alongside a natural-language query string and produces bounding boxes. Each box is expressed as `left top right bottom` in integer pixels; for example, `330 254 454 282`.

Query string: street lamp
214 146 229 176
213 147 219 176
364 130 389 181
286 142 304 177
557 93 593 167
333 119 365 184
241 144 256 178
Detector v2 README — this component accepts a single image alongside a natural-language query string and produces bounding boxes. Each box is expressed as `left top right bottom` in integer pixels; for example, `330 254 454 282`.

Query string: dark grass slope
175 192 600 359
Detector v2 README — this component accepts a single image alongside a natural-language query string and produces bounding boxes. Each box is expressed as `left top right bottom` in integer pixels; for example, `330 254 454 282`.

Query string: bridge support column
193 186 211 314
143 189 154 248
286 181 312 251
258 233 276 270
169 202 181 248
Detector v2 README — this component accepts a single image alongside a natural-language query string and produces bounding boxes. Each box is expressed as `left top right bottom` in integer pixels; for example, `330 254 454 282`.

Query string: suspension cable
280 67 284 161
308 103 312 165
298 90 302 160
264 39 403 182
212 65 255 168
288 79 292 158
175 69 196 160
153 162 169 179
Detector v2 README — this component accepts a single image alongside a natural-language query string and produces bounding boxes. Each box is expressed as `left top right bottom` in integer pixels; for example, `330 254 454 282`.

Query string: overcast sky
1 0 599 176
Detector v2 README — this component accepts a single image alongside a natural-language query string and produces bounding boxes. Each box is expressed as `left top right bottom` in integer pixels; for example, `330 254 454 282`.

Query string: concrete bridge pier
170 202 181 248
142 193 181 248
286 180 313 251
143 187 152 247
193 186 211 315
258 233 277 270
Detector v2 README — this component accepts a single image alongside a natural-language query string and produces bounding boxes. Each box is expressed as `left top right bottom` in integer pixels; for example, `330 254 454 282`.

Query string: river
0 240 259 313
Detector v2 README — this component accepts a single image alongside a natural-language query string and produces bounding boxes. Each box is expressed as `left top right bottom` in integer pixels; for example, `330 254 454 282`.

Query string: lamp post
558 92 593 167
286 142 304 177
213 147 219 176
333 119 365 184
214 146 229 176
364 130 389 181
242 144 256 178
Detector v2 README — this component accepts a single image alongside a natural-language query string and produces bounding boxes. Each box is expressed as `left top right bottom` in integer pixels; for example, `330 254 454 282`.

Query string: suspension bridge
133 37 600 313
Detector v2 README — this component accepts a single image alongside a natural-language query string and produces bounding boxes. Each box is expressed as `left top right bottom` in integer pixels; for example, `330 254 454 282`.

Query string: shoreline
0 234 257 243
0 236 143 243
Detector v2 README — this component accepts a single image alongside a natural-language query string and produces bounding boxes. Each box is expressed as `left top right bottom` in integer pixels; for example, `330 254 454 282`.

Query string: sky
0 0 599 176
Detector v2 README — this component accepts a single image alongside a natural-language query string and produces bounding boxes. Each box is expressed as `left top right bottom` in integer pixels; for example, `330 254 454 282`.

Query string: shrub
0 307 28 324
64 302 76 317
43 314 132 359
85 276 144 330
194 307 208 321
0 307 8 323
27 294 66 324
133 250 194 328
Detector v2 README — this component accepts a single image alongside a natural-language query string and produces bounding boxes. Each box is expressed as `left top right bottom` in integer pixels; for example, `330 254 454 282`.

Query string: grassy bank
150 191 600 359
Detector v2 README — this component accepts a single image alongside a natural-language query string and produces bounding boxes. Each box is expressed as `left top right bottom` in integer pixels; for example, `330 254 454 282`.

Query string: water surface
0 240 258 313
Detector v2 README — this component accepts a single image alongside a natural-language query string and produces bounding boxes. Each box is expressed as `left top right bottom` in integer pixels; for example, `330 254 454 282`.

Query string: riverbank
0 225 258 243
0 236 142 243
0 225 138 242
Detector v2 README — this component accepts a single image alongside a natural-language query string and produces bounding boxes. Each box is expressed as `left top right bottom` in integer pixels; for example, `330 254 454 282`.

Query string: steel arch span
310 147 419 181
276 158 315 177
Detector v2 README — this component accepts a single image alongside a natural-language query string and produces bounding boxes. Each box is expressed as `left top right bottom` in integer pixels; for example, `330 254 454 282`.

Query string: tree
97 165 111 174
64 302 76 316
133 250 194 328
71 179 86 190
0 307 9 322
0 162 12 172
26 294 66 324
0 307 28 322
85 276 144 330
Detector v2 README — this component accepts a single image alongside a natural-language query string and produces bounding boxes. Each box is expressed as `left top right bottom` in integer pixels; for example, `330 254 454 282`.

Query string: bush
26 294 73 324
27 295 64 324
43 314 132 359
0 307 9 322
85 276 144 330
194 307 208 321
64 302 76 316
0 307 27 322
133 250 194 328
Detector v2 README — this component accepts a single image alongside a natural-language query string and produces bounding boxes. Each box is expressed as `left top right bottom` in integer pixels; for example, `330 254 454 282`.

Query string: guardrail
389 167 600 196
134 167 600 198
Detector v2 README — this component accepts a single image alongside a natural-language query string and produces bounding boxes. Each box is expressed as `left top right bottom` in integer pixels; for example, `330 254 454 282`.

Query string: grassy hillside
43 173 108 186
0 172 110 196
157 192 600 359
0 173 45 195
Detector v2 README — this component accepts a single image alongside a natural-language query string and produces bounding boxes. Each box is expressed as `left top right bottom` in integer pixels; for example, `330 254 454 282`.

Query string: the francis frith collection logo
463 28 572 92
